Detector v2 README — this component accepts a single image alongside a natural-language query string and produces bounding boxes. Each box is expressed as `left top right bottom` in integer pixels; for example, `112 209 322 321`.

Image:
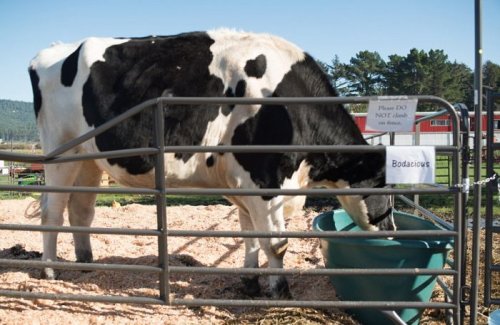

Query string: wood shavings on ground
0 198 478 324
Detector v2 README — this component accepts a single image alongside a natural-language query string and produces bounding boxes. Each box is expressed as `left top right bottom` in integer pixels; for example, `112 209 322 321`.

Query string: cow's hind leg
238 208 261 296
40 162 81 279
68 161 102 264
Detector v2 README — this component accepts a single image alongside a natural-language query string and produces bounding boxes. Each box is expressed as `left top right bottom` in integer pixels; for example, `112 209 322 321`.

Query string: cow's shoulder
207 29 306 95
207 29 305 65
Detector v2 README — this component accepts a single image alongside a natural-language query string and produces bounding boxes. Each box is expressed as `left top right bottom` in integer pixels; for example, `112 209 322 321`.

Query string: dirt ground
0 198 494 324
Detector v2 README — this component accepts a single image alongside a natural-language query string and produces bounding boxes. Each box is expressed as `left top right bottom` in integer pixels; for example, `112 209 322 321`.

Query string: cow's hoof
240 276 261 297
75 250 93 264
75 251 94 274
41 267 57 280
270 238 288 258
271 277 292 299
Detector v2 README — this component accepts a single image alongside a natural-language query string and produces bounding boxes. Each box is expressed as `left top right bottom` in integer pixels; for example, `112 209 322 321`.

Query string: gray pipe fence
0 96 466 324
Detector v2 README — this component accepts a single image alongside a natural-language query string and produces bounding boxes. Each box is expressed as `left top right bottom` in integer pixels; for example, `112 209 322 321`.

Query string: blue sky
1 0 499 102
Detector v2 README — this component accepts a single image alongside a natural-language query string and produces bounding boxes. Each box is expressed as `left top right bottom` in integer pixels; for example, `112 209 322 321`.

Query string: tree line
0 99 38 143
319 49 500 111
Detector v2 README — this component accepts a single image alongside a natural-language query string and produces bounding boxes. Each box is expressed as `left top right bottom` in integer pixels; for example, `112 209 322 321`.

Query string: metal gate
0 96 465 324
485 89 500 307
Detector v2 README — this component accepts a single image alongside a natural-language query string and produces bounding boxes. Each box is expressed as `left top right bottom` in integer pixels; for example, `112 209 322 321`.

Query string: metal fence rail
0 96 464 324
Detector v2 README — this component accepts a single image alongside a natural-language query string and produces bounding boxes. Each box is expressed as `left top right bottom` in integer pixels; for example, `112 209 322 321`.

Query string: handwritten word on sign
386 146 435 184
366 97 418 132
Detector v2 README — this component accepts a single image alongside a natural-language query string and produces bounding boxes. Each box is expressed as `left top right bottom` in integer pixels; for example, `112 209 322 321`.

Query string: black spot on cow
244 54 267 78
222 87 235 116
206 155 215 167
61 44 82 87
225 87 234 97
232 54 384 199
232 104 294 200
221 81 245 116
235 80 246 97
274 55 383 186
29 68 42 118
82 32 224 175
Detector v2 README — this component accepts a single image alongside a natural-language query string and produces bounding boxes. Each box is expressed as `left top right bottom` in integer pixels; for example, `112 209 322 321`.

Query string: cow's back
29 31 312 184
29 30 369 192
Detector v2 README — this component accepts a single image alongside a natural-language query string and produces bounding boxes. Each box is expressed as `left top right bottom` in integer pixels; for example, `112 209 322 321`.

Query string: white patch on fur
281 168 379 231
31 37 129 155
207 29 305 97
282 161 311 217
279 163 378 233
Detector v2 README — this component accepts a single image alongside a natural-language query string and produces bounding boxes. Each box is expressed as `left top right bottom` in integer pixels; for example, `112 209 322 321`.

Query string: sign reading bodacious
386 146 435 184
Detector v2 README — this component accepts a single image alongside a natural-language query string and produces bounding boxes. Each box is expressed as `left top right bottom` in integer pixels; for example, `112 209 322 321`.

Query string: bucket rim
312 209 454 250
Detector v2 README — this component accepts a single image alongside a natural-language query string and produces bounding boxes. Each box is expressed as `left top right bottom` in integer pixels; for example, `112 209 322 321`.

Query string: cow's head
335 178 395 231
361 190 394 231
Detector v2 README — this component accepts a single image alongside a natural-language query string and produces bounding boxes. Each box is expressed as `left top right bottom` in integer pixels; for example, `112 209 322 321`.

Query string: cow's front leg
249 197 291 299
238 208 261 296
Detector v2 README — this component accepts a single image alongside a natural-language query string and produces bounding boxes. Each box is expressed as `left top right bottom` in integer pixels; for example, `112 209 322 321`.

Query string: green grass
95 194 230 207
0 175 10 185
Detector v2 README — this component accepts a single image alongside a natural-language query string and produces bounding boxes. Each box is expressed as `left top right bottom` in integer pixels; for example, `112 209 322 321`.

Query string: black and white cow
29 29 393 299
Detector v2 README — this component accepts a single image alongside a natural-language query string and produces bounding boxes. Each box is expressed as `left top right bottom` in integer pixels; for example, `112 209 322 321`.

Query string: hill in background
0 99 38 143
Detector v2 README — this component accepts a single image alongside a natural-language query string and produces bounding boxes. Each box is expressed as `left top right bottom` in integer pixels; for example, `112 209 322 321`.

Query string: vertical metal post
154 100 169 303
484 89 494 307
470 0 483 323
389 132 396 215
457 103 471 325
413 123 421 215
452 117 464 325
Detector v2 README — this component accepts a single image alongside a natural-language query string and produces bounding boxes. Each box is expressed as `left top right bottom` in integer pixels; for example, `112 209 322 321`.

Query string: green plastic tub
313 209 453 325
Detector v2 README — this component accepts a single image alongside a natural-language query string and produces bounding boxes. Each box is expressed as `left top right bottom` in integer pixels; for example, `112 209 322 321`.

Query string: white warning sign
366 97 418 132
